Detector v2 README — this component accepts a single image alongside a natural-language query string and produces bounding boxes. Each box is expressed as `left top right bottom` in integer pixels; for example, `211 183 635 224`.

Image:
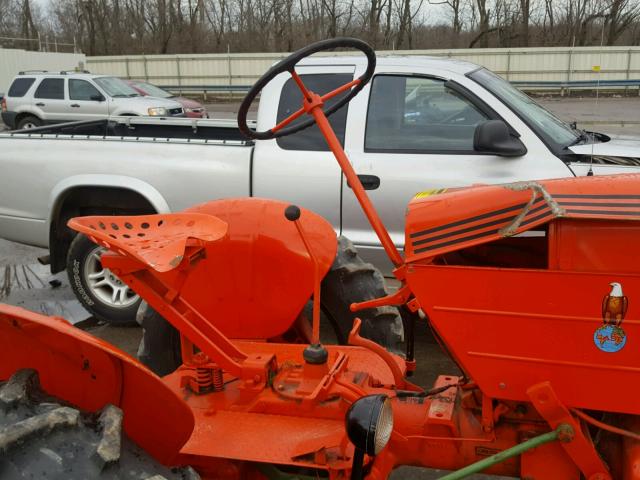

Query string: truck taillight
1 97 6 112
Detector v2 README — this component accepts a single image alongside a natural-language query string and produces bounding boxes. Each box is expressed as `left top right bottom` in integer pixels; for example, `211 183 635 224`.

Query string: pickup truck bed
12 116 253 143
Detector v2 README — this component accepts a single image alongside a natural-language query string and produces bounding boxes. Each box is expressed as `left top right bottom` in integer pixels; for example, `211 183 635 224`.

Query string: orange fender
0 304 194 465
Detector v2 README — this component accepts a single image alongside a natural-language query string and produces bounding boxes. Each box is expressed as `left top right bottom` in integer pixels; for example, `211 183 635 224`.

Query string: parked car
1 55 639 324
126 80 207 118
1 71 185 129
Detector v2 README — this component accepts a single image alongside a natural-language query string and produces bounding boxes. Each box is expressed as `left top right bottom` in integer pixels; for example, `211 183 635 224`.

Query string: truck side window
69 79 101 101
365 75 488 153
8 78 36 97
276 73 352 151
34 78 65 100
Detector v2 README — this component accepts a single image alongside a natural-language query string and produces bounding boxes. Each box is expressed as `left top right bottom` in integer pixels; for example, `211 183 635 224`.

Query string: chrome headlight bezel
345 394 394 456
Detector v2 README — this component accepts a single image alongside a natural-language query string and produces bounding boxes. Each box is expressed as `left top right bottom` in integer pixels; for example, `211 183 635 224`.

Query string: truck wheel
16 115 42 130
67 234 141 326
0 369 198 480
138 236 404 376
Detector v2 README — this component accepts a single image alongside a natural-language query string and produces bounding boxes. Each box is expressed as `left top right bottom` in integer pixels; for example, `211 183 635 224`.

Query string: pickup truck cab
1 72 185 130
1 55 638 323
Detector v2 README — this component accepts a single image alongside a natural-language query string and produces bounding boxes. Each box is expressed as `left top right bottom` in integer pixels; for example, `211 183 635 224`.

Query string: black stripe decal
409 197 544 239
413 215 516 247
553 194 640 199
566 209 640 216
414 229 500 254
412 203 550 247
521 209 553 226
413 206 552 255
558 201 640 207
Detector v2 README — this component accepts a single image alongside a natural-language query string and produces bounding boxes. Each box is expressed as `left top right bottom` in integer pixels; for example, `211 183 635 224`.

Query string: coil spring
196 367 213 391
212 367 224 392
195 366 224 392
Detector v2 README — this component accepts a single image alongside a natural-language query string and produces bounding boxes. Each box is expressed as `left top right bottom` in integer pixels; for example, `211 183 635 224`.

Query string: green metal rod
437 425 570 480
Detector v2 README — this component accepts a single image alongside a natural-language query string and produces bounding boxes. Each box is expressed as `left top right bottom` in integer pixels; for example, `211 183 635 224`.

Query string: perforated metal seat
68 213 228 272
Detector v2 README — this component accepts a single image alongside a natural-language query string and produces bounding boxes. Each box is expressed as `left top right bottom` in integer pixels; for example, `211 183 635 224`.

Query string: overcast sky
30 0 453 25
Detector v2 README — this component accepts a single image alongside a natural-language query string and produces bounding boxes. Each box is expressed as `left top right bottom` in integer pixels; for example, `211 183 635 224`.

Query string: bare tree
605 0 640 45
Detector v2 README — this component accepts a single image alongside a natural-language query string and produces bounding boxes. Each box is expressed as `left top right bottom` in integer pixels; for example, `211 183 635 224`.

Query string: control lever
284 204 327 364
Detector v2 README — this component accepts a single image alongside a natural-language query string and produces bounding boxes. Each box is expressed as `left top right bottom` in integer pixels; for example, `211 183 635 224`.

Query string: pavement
0 95 636 478
537 95 640 136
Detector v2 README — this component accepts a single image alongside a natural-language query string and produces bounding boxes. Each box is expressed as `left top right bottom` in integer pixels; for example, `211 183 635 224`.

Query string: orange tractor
1 38 639 480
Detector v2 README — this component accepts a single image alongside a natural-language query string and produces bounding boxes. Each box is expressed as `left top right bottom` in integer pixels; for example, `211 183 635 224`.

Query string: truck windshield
95 77 141 98
469 68 579 149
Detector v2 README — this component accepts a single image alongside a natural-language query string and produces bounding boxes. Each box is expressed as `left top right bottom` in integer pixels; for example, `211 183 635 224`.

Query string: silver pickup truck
2 55 639 324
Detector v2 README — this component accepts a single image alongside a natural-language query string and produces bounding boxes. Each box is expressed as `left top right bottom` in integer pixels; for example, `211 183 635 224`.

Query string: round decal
593 324 627 353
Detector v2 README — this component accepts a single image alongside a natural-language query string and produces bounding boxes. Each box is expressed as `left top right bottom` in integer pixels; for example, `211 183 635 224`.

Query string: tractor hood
568 137 640 166
405 173 640 263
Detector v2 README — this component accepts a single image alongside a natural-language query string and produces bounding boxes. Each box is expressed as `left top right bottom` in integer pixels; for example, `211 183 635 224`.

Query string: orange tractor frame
2 38 640 479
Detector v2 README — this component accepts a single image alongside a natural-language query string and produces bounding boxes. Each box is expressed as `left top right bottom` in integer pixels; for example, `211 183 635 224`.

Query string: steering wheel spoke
271 106 306 134
237 37 376 141
321 78 362 102
289 70 313 101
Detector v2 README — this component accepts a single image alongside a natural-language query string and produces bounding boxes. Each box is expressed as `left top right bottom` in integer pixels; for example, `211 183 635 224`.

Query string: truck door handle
35 102 45 107
70 104 80 108
349 174 381 191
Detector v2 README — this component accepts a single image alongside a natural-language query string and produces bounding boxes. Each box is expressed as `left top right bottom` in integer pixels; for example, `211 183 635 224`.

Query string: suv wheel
16 115 42 130
67 234 141 325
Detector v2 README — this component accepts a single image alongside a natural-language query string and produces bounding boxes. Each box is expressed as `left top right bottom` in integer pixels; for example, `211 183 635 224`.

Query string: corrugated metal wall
0 48 86 93
86 46 640 88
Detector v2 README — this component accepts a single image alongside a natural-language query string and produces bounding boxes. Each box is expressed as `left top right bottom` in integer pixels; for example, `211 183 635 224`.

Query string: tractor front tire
138 236 404 376
0 369 198 480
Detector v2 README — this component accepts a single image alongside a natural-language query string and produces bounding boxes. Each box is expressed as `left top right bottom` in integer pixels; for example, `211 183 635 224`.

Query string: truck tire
138 236 404 376
16 115 42 130
0 369 198 480
67 234 141 326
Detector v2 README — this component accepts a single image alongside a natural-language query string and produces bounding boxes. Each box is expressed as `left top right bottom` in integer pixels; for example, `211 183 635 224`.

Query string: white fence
85 46 640 91
0 48 86 93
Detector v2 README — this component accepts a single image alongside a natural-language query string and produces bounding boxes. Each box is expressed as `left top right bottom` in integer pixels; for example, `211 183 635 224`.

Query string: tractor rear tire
321 236 404 352
138 236 404 376
0 369 198 480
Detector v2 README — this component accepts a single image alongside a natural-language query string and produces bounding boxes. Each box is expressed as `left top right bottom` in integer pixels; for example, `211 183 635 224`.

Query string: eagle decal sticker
594 282 628 353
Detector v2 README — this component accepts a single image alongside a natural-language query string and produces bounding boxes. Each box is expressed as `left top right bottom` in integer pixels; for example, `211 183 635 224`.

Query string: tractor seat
68 213 228 273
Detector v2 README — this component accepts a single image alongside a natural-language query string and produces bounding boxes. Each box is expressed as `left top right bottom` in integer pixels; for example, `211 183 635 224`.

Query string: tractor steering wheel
238 37 376 140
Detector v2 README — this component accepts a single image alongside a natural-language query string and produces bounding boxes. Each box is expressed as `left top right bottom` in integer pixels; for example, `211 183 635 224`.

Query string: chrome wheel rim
83 245 139 308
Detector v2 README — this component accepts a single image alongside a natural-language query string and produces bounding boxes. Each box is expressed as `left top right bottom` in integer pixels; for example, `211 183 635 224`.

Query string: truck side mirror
90 94 105 102
474 120 527 157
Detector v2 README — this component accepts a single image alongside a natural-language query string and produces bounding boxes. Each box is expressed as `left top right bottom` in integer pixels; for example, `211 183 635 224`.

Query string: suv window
69 79 101 101
276 73 352 151
8 78 36 97
34 78 65 100
365 75 488 153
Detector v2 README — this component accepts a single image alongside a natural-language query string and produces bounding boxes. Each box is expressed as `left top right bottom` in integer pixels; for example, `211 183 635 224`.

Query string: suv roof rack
17 70 92 75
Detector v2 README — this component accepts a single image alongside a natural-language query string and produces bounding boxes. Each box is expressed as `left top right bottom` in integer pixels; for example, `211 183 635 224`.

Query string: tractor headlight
345 394 393 455
148 107 168 116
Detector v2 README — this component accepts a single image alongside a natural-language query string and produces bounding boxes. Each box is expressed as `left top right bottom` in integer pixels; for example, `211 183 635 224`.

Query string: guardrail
512 78 640 95
163 79 640 98
163 84 252 99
